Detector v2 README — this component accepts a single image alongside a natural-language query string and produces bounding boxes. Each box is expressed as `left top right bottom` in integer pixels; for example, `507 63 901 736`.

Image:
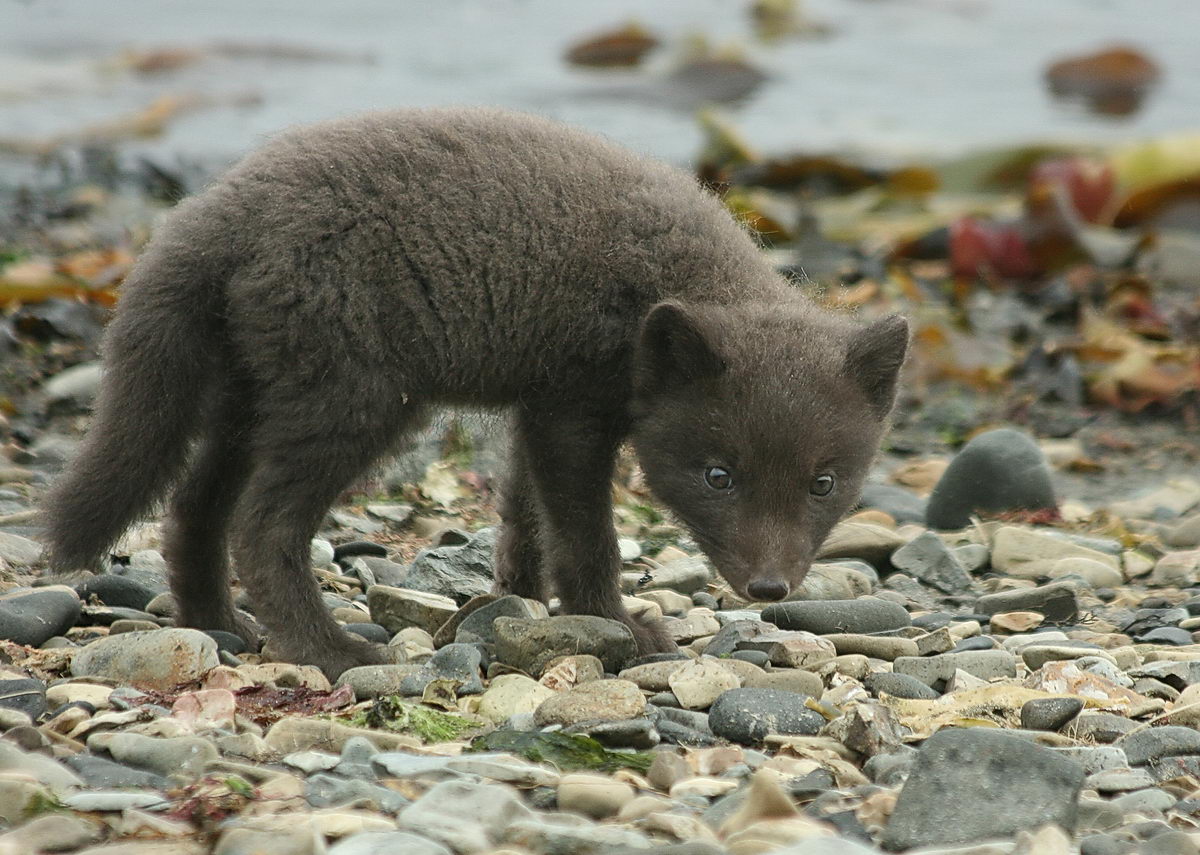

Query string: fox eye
810 473 835 497
704 466 733 490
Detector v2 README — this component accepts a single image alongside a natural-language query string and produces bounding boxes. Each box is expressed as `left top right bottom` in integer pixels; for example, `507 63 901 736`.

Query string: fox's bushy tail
41 199 231 572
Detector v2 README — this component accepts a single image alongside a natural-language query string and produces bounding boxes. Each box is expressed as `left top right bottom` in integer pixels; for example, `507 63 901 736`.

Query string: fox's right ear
636 301 726 393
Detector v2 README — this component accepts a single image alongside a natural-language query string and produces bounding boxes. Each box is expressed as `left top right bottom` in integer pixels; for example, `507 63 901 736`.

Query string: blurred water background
1 0 1197 184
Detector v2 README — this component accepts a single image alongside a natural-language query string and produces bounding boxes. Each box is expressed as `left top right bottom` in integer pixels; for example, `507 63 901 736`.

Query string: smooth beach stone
71 627 218 690
0 586 81 646
925 429 1056 530
707 687 825 744
760 597 911 635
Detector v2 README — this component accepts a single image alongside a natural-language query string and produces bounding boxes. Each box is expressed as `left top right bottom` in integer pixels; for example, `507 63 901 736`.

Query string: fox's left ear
845 315 909 418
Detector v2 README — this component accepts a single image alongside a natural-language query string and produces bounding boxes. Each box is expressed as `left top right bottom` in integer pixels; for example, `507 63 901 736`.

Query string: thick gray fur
41 107 907 678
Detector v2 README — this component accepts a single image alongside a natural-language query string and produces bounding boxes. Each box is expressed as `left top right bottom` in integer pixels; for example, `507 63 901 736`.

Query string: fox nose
747 579 790 601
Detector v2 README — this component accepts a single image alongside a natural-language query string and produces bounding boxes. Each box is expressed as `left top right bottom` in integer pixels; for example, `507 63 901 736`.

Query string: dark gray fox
41 108 907 678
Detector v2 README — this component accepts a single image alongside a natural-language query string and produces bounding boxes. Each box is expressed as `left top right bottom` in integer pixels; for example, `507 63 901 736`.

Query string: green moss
470 730 654 773
346 696 480 743
23 791 64 819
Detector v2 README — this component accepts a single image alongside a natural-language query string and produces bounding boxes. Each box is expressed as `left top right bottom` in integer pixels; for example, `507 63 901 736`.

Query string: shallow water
1 0 1198 179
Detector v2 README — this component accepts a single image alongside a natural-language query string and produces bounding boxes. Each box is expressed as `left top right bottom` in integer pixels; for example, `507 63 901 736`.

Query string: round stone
926 429 1056 530
1020 697 1084 731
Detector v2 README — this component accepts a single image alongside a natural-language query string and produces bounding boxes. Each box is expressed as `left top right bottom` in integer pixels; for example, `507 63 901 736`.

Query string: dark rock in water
890 532 974 594
882 728 1085 850
925 428 1057 530
403 527 497 604
202 630 248 655
75 575 160 611
1123 726 1200 766
398 643 484 696
708 688 825 744
66 754 171 790
0 678 47 719
762 598 911 635
976 583 1078 622
863 673 939 701
859 483 928 524
454 595 545 646
493 615 637 676
0 587 81 646
344 623 390 644
333 540 389 562
1021 697 1084 731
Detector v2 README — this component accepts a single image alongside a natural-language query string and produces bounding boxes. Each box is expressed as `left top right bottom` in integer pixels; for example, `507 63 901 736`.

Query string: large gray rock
761 598 910 636
882 729 1085 850
454 595 547 646
1122 726 1200 766
404 528 497 605
493 615 637 676
708 688 825 744
976 583 1078 622
926 429 1057 530
71 628 218 690
0 586 81 646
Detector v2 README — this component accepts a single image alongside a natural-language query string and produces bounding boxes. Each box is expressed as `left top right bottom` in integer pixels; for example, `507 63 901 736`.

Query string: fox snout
746 578 790 601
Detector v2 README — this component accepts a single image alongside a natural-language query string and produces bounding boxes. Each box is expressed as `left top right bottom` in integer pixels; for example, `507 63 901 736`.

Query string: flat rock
71 627 218 690
0 586 81 645
398 778 531 853
533 678 645 726
892 531 974 593
761 597 910 635
1123 726 1200 766
825 634 919 660
707 687 825 743
493 615 637 676
882 728 1085 850
992 527 1120 580
367 585 458 635
667 659 741 710
893 650 1017 687
925 429 1057 530
975 583 1078 622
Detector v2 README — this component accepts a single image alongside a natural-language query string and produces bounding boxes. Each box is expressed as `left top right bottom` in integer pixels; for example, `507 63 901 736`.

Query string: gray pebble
1020 697 1084 731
